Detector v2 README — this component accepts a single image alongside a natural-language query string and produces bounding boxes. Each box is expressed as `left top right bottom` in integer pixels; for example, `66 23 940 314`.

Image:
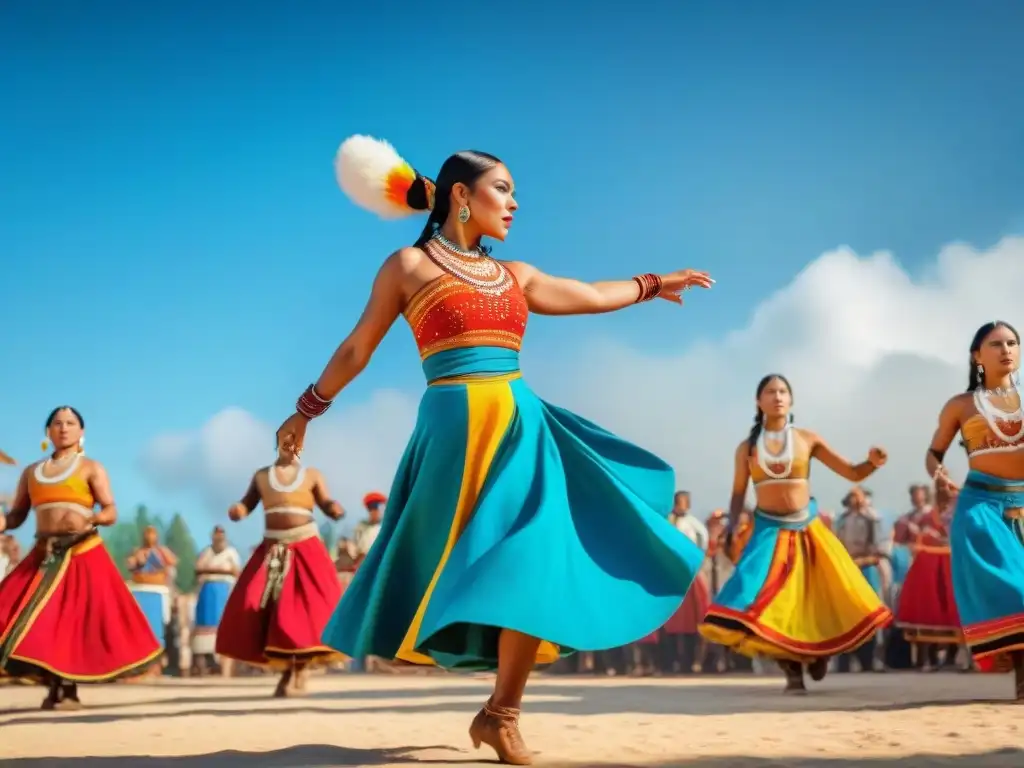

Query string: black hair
45 405 84 430
408 151 503 251
966 320 1020 391
748 374 794 455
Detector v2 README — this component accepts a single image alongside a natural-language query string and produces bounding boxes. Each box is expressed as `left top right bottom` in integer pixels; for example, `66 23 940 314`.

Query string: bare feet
781 661 807 695
808 657 828 682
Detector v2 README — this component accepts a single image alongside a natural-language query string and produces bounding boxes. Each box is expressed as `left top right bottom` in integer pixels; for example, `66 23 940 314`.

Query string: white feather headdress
334 135 433 219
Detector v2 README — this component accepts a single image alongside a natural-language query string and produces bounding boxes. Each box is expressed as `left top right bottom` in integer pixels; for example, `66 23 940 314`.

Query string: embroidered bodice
404 273 529 362
27 455 94 515
748 429 811 485
255 465 315 517
961 413 1024 457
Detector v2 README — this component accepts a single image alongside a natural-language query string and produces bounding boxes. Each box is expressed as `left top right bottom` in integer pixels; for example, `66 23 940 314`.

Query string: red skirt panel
896 547 961 643
0 532 162 681
215 531 344 669
663 572 710 635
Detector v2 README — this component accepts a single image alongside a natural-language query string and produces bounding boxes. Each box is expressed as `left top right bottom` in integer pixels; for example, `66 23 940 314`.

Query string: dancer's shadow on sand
0 744 459 768
2 745 1024 768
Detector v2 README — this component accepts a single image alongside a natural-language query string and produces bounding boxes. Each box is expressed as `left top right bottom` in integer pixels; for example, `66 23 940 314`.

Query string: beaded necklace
423 232 513 297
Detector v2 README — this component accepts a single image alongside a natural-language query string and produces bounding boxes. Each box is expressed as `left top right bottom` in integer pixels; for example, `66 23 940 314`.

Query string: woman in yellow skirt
699 374 893 693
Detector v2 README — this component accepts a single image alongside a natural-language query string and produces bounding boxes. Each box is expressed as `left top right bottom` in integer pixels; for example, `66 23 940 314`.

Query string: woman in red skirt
216 448 345 697
895 490 961 661
0 406 161 709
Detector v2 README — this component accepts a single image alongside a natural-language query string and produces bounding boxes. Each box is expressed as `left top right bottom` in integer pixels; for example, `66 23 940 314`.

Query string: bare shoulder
794 427 820 445
943 392 972 415
502 260 536 282
734 439 751 458
305 466 325 483
81 456 106 474
391 246 428 272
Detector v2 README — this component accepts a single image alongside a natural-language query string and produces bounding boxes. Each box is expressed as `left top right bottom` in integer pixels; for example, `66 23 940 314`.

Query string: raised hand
657 269 714 305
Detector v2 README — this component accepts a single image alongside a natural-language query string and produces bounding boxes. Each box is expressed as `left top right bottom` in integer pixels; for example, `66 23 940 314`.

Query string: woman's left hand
868 446 887 467
657 269 715 304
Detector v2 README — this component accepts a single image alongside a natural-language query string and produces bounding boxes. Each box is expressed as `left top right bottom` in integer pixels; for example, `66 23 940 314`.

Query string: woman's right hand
934 467 959 495
276 412 310 461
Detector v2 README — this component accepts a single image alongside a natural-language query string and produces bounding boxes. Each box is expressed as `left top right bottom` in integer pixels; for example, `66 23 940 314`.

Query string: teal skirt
321 346 704 671
950 470 1024 665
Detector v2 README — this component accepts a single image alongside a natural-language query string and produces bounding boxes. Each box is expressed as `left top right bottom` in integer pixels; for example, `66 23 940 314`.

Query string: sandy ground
1 672 1023 767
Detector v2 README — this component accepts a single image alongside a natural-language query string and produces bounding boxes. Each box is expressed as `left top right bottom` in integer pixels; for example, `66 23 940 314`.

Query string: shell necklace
757 424 794 480
268 462 306 493
424 232 513 297
973 380 1024 444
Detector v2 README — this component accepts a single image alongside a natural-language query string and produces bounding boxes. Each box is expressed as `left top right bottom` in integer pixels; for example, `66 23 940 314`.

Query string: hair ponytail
747 411 763 456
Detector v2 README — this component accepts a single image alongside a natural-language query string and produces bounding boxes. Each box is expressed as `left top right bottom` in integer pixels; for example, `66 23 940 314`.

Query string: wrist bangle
296 384 332 419
632 273 662 303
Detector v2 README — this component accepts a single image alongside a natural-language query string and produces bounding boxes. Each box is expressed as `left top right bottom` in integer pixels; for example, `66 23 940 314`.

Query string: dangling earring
977 363 985 384
41 439 49 452
78 437 85 454
789 413 795 423
457 205 471 223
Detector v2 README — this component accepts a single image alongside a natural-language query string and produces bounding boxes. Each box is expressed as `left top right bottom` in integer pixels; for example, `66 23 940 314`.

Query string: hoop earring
457 205 471 224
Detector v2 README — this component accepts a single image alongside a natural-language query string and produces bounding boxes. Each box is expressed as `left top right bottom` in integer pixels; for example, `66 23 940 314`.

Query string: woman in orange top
276 136 712 765
926 321 1024 694
0 406 161 709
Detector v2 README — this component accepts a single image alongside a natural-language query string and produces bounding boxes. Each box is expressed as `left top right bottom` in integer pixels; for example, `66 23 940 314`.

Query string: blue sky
2 1 1023 545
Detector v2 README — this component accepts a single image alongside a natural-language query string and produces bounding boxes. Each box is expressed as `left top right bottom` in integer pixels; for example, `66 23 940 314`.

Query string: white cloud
140 237 1024 531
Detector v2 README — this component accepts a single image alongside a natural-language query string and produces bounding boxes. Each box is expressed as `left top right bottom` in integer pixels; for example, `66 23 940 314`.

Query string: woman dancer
0 406 161 708
274 136 709 764
215 447 345 697
894 485 961 668
699 374 892 693
926 320 1024 695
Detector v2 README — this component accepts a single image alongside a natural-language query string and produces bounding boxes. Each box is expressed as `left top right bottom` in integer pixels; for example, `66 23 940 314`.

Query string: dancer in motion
215 447 345 697
926 320 1024 696
699 374 892 693
0 406 161 708
894 483 961 666
274 136 709 764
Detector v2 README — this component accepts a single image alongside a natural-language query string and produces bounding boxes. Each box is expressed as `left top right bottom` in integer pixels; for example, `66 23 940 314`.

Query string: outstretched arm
87 460 118 527
228 475 262 521
311 470 344 521
807 432 884 482
0 468 32 532
311 251 406 400
508 262 713 316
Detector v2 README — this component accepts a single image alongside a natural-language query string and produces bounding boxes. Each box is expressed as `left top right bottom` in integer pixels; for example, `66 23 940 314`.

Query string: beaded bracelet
632 273 663 303
296 384 332 419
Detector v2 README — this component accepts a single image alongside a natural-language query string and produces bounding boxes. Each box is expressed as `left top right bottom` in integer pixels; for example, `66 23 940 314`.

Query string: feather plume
334 135 420 219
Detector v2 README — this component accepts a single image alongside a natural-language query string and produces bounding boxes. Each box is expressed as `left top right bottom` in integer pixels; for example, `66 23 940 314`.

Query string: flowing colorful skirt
215 524 344 669
192 577 234 656
0 531 162 682
664 572 711 635
950 470 1024 670
699 504 892 661
129 582 170 648
321 346 704 671
896 546 960 644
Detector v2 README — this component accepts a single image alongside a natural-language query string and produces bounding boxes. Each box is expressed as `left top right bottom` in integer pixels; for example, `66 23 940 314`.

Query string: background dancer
127 525 177 672
0 406 160 709
926 320 1024 698
275 135 710 765
216 448 345 697
700 374 892 694
895 484 961 670
191 526 240 676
